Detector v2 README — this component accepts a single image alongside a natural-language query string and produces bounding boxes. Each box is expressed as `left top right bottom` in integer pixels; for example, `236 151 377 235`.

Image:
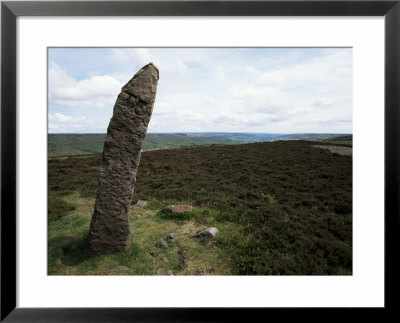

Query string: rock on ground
162 205 192 213
167 233 176 243
155 268 168 275
192 227 219 238
87 63 159 256
155 239 168 249
177 246 189 264
135 200 148 207
149 251 161 258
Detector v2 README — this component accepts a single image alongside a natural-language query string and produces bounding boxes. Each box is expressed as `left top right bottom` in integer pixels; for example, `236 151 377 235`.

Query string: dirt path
312 145 352 156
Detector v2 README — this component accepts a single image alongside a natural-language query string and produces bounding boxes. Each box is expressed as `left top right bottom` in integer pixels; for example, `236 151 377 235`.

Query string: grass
48 194 233 275
48 140 352 275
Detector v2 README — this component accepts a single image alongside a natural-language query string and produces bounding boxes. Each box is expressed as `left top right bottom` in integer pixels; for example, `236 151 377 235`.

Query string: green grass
48 134 105 157
48 140 352 275
48 195 233 275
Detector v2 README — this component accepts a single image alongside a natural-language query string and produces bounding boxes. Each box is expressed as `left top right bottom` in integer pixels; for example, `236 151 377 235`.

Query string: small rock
149 251 161 258
162 205 192 213
136 200 148 207
167 233 176 243
155 239 168 249
178 246 189 264
109 266 129 271
167 233 176 239
192 227 219 238
155 268 167 275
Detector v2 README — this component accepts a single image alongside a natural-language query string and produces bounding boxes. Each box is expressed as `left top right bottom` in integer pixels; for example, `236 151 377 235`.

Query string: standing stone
87 63 159 256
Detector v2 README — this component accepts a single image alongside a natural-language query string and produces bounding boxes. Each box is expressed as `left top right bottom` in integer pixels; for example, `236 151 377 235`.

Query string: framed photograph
2 0 399 321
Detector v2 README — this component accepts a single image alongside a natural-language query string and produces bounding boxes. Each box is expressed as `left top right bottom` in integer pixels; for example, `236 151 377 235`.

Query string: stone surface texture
87 63 159 256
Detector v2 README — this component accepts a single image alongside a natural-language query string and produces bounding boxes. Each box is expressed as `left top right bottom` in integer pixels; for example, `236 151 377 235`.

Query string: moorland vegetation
48 140 352 275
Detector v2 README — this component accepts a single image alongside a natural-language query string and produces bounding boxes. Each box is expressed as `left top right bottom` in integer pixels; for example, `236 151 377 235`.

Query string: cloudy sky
48 47 352 134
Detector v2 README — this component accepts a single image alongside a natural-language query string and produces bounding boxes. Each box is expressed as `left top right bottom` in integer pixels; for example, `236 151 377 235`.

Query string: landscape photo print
48 47 352 276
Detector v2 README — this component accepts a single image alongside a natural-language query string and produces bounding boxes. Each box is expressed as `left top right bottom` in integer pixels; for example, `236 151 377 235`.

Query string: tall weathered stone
87 63 159 255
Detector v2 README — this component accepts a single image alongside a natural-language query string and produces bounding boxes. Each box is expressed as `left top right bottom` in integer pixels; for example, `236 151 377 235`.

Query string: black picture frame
1 0 399 321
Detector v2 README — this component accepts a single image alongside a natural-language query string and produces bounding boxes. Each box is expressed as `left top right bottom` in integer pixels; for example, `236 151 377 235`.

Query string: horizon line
48 131 352 135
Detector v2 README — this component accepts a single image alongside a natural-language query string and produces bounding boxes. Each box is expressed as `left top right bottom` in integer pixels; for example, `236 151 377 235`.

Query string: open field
48 141 352 275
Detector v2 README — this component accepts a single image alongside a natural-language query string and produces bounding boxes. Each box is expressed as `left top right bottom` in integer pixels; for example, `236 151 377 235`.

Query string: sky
48 47 352 134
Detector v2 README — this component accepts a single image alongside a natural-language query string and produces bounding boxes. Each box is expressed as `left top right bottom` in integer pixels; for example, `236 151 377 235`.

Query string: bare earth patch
312 145 352 156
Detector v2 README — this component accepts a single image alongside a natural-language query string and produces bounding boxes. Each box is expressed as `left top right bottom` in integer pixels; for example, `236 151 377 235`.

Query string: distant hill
48 133 242 157
48 133 105 157
48 132 352 157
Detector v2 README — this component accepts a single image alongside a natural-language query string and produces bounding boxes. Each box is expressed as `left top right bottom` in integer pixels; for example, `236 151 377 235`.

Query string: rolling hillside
48 133 352 157
48 140 352 275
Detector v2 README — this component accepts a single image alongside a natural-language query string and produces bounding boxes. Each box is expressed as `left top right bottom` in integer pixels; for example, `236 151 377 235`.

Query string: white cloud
110 48 190 80
48 112 85 123
48 48 352 133
48 61 123 109
48 112 91 133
